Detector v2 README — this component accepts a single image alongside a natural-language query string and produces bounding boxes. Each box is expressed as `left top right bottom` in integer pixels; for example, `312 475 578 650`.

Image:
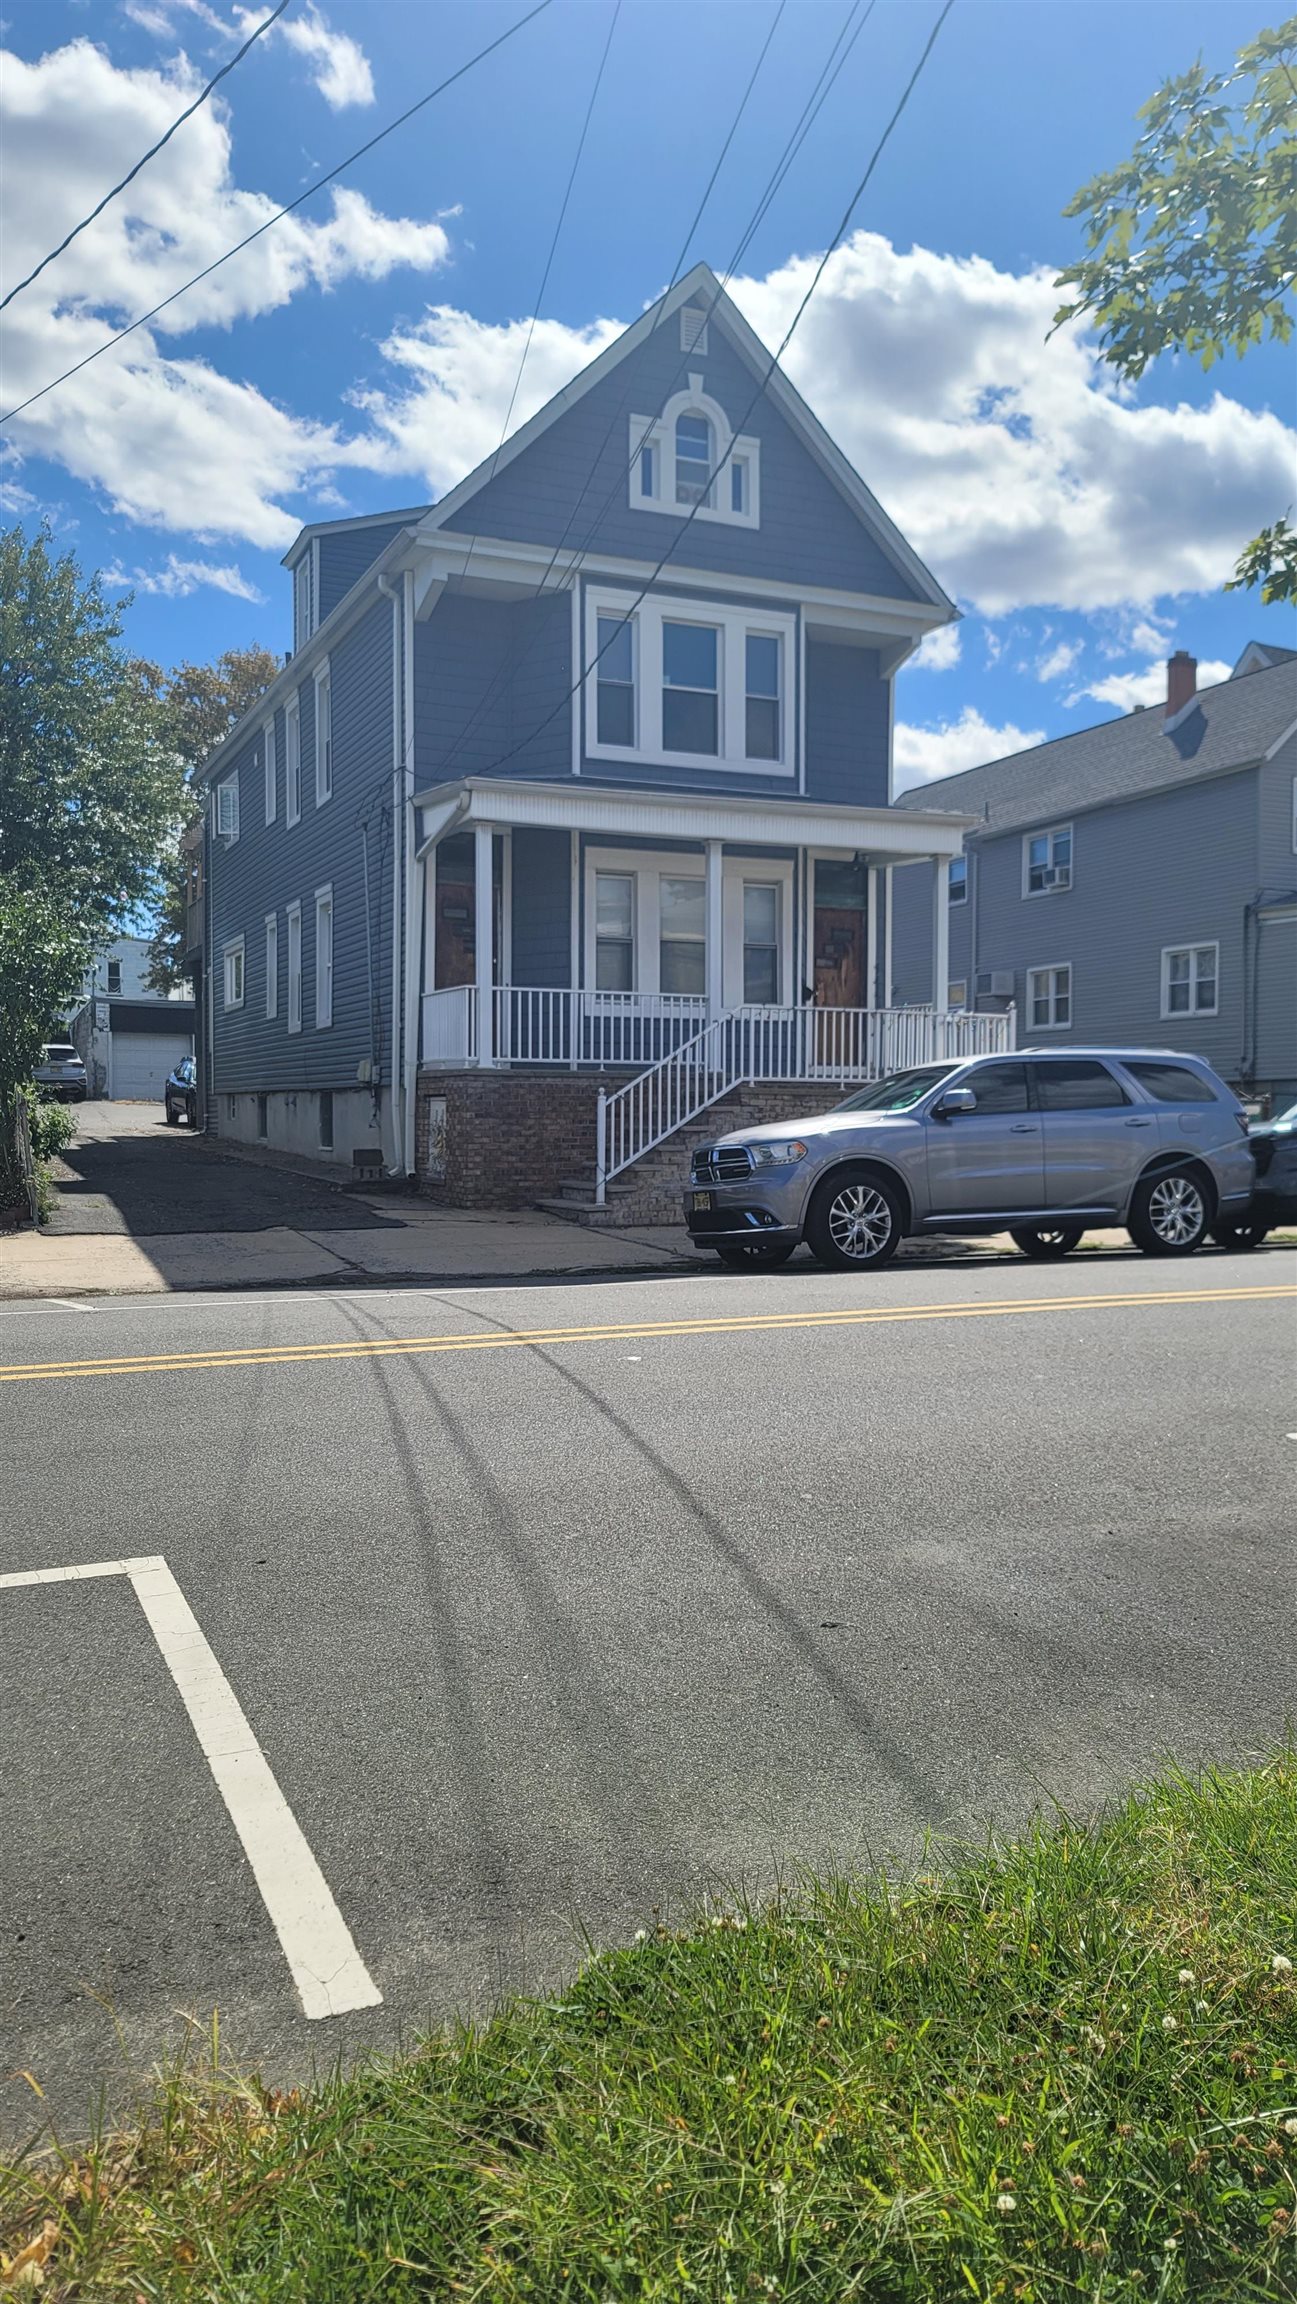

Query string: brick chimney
1166 650 1197 717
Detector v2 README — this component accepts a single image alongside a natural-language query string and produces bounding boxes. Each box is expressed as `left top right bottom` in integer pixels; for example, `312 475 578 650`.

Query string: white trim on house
314 661 332 806
412 263 953 614
1022 822 1073 898
413 774 974 864
581 844 795 1006
215 773 239 842
314 884 334 1028
584 585 796 776
263 716 277 825
1026 961 1071 1031
627 377 761 529
285 693 301 826
264 913 278 1020
1160 939 1219 1020
222 935 245 1011
286 900 302 1034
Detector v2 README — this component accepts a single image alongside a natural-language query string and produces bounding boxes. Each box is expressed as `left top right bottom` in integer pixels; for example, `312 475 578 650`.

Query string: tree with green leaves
1055 15 1297 605
144 644 279 993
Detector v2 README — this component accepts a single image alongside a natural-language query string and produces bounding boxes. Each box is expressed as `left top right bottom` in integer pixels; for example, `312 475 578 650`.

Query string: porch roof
412 776 973 865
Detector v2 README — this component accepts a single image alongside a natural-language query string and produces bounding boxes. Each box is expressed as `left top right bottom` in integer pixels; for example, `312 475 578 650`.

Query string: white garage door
111 1030 194 1101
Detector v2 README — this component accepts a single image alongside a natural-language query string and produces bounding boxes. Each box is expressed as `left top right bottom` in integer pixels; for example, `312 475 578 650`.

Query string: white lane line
0 1554 381 2021
48 1297 97 1313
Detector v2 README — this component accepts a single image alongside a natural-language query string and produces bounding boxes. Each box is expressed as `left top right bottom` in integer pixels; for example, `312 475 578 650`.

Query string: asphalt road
2 1250 1294 2139
44 1101 398 1235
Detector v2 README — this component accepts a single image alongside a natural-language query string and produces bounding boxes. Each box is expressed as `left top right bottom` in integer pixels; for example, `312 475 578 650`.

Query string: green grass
4 1756 1295 2302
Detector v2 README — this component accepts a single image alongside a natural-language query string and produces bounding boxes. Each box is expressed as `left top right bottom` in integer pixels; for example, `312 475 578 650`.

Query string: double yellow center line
0 1281 1290 1385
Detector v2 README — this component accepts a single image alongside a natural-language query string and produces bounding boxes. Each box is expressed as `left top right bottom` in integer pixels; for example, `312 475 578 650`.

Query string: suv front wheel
805 1168 903 1272
1127 1165 1211 1257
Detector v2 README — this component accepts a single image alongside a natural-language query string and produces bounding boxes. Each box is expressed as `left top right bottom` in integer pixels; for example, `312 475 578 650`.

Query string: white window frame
948 854 968 905
215 773 239 842
285 692 301 826
264 913 278 1020
1160 940 1218 1019
286 900 302 1034
314 883 333 1029
222 935 245 1011
1022 822 1073 898
627 377 760 530
263 716 277 826
1027 961 1072 1032
292 542 317 654
314 661 332 806
584 588 794 776
582 847 794 1005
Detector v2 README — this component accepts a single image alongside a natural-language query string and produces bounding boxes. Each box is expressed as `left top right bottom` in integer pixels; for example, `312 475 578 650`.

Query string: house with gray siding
194 264 1012 1208
890 646 1297 1110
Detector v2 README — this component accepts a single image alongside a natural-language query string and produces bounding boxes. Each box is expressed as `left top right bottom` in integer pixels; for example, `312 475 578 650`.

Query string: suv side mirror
936 1086 977 1117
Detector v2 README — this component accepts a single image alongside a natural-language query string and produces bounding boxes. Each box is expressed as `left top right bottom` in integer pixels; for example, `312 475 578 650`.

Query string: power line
481 0 955 781
1 0 292 314
432 0 868 788
0 0 555 428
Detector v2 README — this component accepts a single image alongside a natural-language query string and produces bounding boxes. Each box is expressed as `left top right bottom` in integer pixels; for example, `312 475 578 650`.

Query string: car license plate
691 1190 712 1212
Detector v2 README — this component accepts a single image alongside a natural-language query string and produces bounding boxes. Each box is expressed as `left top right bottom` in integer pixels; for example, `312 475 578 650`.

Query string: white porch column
866 865 879 1008
932 853 950 1012
474 823 494 1067
705 839 724 1023
883 866 894 1006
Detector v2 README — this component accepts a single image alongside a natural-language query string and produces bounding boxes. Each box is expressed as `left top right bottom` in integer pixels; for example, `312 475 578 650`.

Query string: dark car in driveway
163 1055 198 1127
1242 1097 1297 1243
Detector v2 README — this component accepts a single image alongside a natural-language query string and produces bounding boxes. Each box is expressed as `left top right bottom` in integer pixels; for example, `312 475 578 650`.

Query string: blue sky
2 0 1293 783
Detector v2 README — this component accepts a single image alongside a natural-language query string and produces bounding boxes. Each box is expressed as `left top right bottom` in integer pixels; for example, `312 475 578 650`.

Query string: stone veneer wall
414 1070 832 1209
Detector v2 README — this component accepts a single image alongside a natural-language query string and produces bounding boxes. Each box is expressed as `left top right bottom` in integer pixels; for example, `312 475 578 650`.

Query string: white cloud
1035 638 1081 681
904 622 962 673
0 39 452 545
272 4 374 108
894 707 1045 789
1072 659 1232 712
103 552 265 600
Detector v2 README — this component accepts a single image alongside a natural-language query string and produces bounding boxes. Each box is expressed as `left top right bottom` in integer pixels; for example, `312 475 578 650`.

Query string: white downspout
401 568 420 1179
377 575 403 1174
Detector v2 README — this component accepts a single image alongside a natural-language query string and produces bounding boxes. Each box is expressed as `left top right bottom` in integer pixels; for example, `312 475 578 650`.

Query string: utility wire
0 0 555 427
480 0 955 781
1 0 292 314
432 0 867 789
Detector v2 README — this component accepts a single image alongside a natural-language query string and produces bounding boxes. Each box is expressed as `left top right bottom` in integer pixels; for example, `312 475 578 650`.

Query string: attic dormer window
675 412 713 507
628 380 760 529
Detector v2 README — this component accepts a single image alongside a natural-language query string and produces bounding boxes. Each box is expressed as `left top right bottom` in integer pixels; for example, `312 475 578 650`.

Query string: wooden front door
814 906 865 1008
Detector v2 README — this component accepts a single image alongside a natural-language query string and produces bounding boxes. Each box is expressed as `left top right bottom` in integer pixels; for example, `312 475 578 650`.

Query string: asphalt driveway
44 1102 400 1237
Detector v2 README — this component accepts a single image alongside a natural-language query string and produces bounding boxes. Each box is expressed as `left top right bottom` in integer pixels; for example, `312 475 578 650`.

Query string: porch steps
535 1083 821 1229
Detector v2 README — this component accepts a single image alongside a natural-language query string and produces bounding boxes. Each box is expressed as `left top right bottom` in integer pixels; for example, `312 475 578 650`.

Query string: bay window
585 590 793 774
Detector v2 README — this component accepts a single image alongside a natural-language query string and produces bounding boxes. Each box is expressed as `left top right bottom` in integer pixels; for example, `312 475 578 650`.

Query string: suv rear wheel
1128 1165 1210 1257
805 1168 903 1272
1010 1225 1084 1260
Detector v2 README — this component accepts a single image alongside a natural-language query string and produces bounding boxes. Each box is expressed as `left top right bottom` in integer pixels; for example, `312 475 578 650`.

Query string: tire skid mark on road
0 1282 1292 1384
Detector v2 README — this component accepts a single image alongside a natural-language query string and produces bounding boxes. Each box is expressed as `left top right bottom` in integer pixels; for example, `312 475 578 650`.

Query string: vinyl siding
209 596 395 1100
439 315 923 600
316 521 409 622
890 769 1261 1080
1257 730 1297 884
804 641 889 805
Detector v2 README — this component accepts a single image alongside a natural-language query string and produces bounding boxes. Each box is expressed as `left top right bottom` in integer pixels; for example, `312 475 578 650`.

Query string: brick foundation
415 1069 843 1210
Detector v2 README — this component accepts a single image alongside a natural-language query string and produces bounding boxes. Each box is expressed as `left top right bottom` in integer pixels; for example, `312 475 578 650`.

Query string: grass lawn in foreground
2 1754 1295 2300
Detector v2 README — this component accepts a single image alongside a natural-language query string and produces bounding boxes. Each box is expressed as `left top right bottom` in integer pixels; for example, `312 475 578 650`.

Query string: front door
814 906 864 1008
1027 1056 1145 1213
923 1058 1045 1215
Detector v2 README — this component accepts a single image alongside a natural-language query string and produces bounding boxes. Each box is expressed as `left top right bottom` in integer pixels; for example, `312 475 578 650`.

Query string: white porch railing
422 984 477 1065
595 1003 1016 1202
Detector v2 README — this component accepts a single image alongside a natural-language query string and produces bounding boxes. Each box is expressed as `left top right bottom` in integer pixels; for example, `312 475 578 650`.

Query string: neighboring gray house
193 265 1011 1208
891 645 1297 1110
68 934 195 1102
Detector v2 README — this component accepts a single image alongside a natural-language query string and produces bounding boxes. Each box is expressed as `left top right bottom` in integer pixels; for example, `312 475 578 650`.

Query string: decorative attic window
680 303 709 354
628 378 759 529
292 545 317 653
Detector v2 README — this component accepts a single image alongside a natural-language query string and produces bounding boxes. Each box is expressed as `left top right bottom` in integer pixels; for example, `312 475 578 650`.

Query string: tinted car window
1032 1059 1130 1111
837 1064 957 1113
1121 1060 1216 1105
964 1061 1032 1114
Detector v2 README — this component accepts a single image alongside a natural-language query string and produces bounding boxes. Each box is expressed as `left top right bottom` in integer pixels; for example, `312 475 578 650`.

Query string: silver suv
684 1049 1255 1270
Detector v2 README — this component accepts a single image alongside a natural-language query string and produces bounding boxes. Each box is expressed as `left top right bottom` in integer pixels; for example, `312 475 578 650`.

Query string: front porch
411 777 1015 1210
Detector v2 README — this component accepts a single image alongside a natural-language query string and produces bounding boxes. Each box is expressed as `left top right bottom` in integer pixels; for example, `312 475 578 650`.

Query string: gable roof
1233 638 1297 676
412 263 953 615
895 659 1297 837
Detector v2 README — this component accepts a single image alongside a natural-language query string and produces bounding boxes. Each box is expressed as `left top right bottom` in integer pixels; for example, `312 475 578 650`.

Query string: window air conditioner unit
1039 866 1058 887
976 970 1015 998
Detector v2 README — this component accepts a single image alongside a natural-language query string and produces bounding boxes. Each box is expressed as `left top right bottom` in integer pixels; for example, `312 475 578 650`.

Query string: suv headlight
750 1140 808 1168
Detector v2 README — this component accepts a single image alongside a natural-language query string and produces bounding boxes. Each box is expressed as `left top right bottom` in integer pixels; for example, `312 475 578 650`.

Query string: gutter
401 568 420 1179
377 574 404 1176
